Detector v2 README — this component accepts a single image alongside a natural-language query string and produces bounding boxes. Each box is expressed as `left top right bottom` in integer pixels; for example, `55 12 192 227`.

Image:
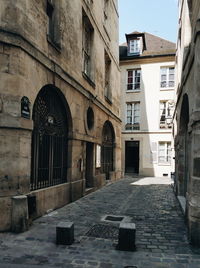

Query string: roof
119 31 176 60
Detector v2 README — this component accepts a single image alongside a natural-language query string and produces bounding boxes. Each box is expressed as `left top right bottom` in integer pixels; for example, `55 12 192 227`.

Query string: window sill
159 128 172 130
124 128 140 131
160 87 174 91
82 72 96 88
158 163 171 166
125 124 140 130
159 126 172 129
126 89 141 93
127 52 141 56
47 35 61 52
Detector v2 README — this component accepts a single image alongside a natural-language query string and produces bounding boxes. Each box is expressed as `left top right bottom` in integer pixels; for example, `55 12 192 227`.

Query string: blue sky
118 0 178 44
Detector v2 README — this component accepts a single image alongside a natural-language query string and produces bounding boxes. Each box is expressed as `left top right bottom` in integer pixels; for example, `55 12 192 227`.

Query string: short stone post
56 222 74 245
117 222 136 251
11 195 29 233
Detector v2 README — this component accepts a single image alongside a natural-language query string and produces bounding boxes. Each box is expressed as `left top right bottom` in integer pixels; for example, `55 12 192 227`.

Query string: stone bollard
56 222 74 245
117 222 136 251
11 195 29 233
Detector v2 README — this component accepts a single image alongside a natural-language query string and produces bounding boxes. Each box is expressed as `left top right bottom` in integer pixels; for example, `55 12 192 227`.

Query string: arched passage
31 85 72 190
178 94 189 197
101 121 115 180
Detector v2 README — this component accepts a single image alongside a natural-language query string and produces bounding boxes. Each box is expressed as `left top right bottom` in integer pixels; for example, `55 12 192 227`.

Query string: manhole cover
105 215 124 222
86 224 118 239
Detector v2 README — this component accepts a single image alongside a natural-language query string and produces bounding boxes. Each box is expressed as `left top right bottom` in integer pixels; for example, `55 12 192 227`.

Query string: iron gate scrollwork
101 121 114 180
31 88 68 190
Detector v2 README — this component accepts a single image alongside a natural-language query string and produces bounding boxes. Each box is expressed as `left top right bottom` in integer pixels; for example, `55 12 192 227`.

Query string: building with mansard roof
120 31 176 177
0 0 121 232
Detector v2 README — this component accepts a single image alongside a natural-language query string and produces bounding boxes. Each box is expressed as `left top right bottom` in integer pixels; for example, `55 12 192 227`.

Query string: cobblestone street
0 176 200 268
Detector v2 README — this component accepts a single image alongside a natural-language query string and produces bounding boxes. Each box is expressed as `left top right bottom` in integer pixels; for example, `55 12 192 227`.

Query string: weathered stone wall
0 0 121 231
175 0 200 246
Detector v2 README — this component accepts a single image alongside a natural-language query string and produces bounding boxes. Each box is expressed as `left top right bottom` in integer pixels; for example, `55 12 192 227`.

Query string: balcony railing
160 81 175 88
125 123 140 130
160 119 172 129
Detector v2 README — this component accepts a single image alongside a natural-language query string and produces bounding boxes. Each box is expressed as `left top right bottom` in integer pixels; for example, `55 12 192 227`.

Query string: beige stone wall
0 0 121 231
0 0 120 116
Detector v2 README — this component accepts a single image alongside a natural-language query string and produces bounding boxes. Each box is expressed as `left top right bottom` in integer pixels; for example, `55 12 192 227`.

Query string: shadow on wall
140 73 156 176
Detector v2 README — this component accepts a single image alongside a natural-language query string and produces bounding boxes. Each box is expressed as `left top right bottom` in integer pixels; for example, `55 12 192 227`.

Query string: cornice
120 54 175 66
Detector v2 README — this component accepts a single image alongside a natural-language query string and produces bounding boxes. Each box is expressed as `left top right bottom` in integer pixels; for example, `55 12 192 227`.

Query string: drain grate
104 215 124 222
86 224 118 239
101 214 130 223
124 266 138 268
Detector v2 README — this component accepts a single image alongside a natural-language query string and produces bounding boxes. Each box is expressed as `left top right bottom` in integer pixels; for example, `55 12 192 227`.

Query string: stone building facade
120 32 176 177
0 0 121 232
174 0 200 246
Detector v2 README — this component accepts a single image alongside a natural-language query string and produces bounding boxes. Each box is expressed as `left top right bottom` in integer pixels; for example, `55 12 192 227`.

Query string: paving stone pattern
0 176 200 268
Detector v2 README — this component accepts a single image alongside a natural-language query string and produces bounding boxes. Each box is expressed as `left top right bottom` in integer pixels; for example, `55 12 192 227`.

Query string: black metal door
101 122 114 180
85 142 94 188
125 141 139 174
31 88 68 190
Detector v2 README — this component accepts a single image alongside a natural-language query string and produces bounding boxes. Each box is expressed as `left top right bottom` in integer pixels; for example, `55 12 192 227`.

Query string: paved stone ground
0 176 200 268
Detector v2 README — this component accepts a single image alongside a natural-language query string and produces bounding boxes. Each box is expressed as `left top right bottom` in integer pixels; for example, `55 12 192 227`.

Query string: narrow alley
0 176 200 268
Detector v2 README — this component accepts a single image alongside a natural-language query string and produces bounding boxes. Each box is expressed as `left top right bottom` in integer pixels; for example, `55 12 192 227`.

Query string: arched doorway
179 94 189 197
101 121 115 180
31 86 70 190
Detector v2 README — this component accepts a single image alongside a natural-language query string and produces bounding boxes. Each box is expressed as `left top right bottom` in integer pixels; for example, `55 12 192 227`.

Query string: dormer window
129 39 140 54
126 33 146 56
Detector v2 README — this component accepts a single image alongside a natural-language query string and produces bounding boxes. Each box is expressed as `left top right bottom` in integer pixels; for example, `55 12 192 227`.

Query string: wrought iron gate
101 122 114 180
31 88 68 190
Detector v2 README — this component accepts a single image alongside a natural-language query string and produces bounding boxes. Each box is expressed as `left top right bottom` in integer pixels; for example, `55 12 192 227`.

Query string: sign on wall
96 144 101 168
21 96 30 119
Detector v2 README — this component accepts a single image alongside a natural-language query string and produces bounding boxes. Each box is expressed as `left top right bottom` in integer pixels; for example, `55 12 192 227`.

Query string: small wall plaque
96 144 101 168
21 96 30 119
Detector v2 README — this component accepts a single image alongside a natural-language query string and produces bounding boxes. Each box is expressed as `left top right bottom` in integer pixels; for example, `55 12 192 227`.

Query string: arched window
31 86 69 190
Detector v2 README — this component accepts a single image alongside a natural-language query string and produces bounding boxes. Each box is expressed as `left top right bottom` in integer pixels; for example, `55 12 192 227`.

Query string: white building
120 32 176 177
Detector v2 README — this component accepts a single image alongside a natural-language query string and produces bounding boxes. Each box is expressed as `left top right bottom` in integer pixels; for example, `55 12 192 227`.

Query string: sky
118 0 179 44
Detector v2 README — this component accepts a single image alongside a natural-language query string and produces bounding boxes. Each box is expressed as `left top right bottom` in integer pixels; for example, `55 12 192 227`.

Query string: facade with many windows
120 32 175 177
0 0 121 232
